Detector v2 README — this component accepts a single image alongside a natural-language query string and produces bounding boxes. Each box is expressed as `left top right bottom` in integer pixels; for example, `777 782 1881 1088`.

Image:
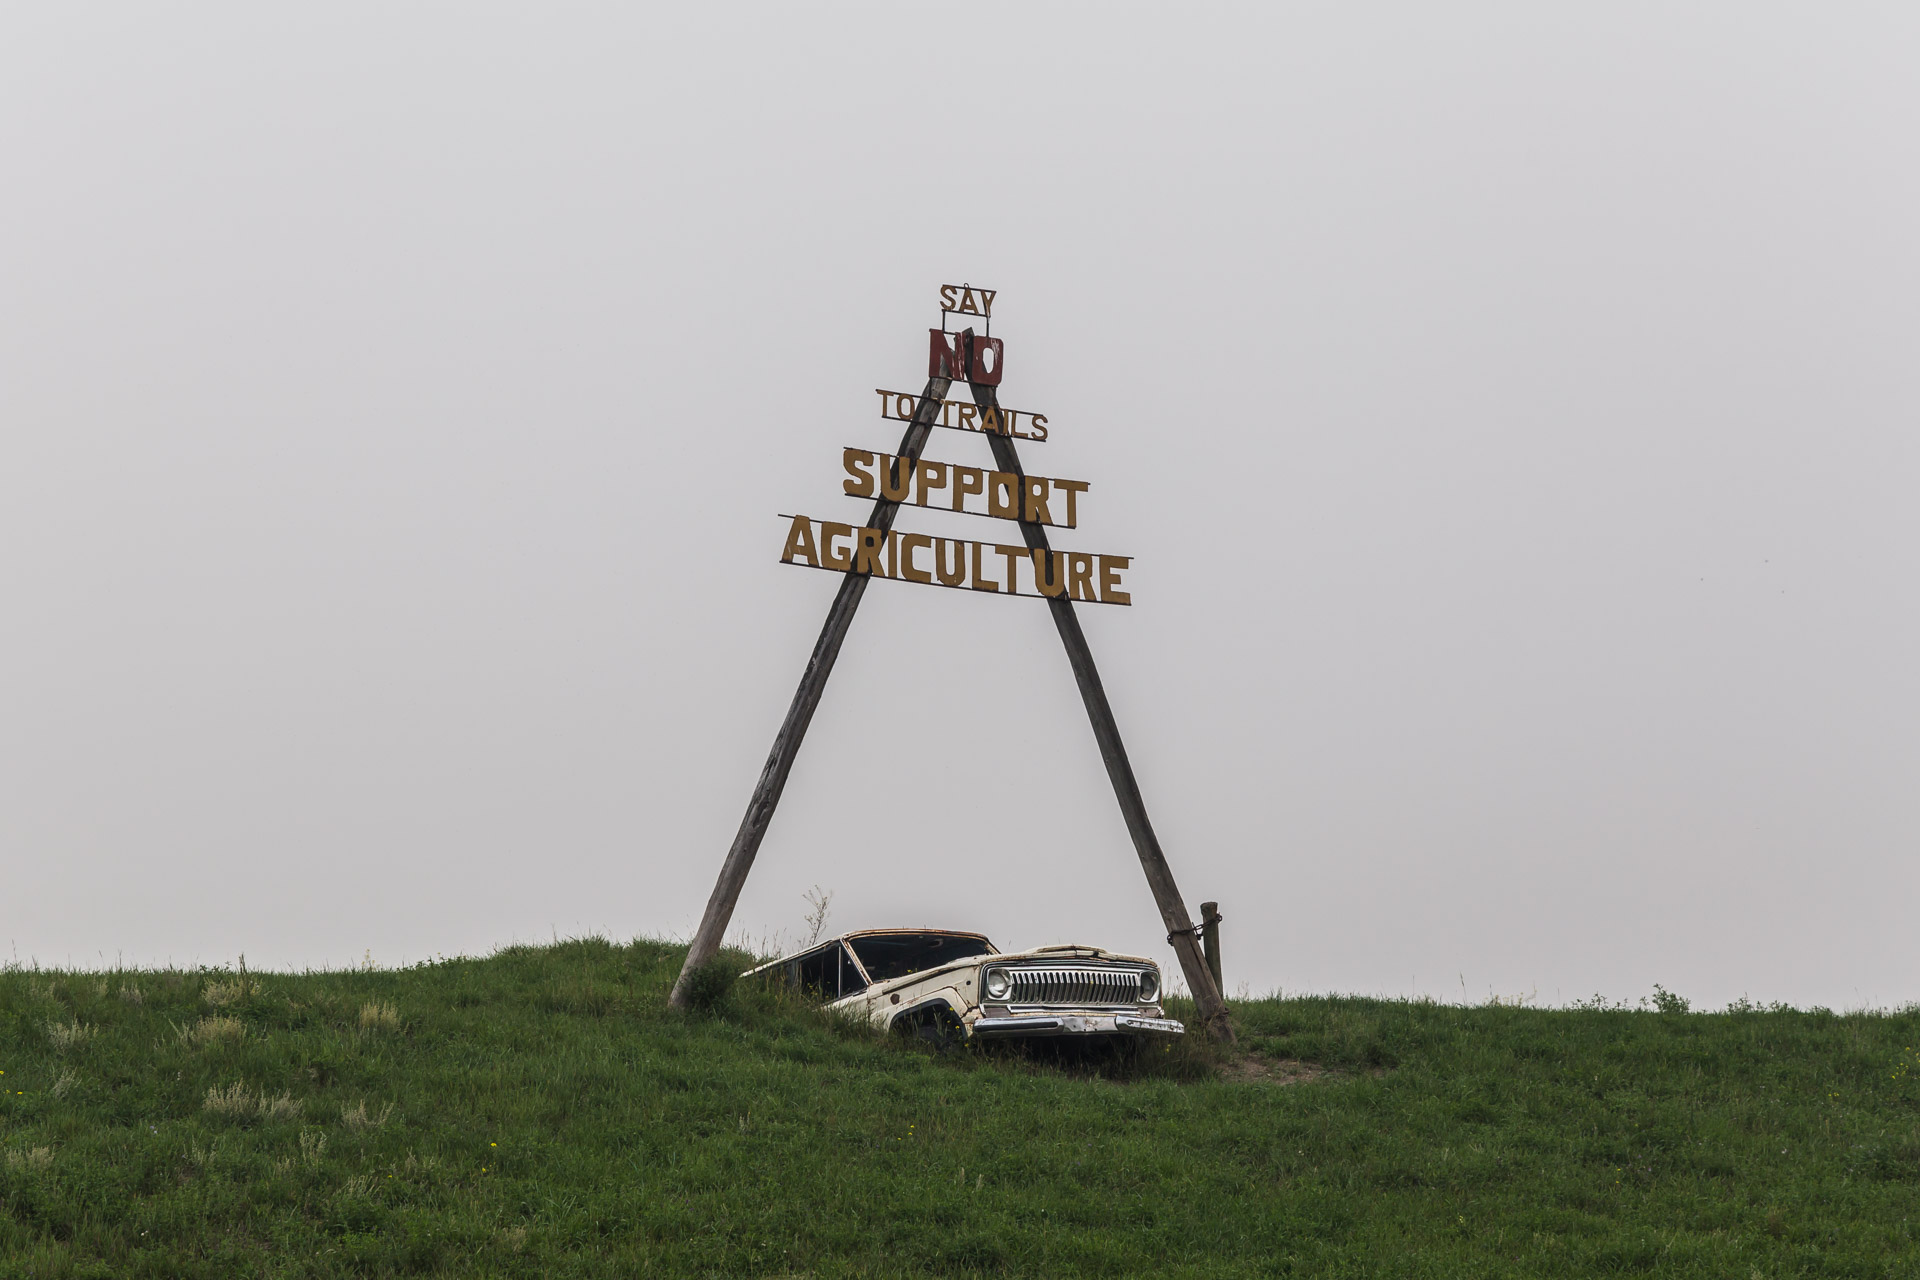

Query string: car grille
1005 966 1142 1006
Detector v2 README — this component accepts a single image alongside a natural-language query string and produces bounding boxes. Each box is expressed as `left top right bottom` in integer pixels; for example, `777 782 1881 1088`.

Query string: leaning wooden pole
968 373 1236 1045
667 375 954 1008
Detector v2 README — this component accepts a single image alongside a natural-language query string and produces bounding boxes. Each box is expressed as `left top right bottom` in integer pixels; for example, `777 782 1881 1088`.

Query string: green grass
2 937 1917 1277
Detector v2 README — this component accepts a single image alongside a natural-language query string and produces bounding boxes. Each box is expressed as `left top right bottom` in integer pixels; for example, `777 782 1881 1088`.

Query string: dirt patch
1221 1055 1338 1085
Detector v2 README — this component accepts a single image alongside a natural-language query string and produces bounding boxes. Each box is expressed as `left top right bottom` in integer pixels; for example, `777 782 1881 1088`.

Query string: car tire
894 1004 966 1051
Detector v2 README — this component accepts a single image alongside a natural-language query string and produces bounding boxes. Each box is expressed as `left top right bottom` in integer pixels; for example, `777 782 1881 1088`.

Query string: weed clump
359 1001 401 1031
203 1082 303 1122
44 1018 95 1051
176 1015 246 1047
3 1148 54 1173
681 958 739 1014
340 1099 395 1132
203 978 262 1008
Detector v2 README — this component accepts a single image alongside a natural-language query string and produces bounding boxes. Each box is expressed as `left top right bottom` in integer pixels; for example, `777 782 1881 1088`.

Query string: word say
939 285 996 317
936 285 998 318
874 388 1049 441
843 449 1086 528
779 515 1129 605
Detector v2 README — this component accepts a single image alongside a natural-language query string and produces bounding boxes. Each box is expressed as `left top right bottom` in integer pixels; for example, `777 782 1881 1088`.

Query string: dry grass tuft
118 982 144 1005
340 1099 396 1132
45 1017 96 1050
204 1082 303 1122
299 1129 328 1169
50 1070 79 1099
4 1148 54 1173
359 1000 402 1031
203 978 262 1008
172 1015 248 1048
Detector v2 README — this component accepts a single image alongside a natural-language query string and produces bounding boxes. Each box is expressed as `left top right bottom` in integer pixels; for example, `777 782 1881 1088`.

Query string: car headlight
1137 969 1159 1002
983 967 1011 1000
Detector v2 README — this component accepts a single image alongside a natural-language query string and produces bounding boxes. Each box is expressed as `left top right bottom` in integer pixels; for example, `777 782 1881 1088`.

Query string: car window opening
784 944 867 1000
849 932 994 982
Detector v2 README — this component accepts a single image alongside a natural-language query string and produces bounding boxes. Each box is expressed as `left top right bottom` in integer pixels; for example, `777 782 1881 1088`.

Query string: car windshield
848 932 994 981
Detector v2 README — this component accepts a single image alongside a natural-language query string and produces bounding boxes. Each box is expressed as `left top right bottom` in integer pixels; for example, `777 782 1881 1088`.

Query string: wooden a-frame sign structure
669 287 1234 1044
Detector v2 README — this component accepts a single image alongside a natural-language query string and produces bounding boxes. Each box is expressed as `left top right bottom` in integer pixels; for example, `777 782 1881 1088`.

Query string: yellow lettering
996 545 1027 594
900 533 933 584
780 516 819 566
821 522 854 571
987 472 1020 520
1031 550 1065 597
1067 552 1096 602
1098 555 1130 605
957 287 980 315
916 461 948 506
879 454 913 502
939 284 958 311
934 538 966 586
853 528 885 576
842 449 876 498
953 466 985 511
969 540 998 592
1053 478 1088 527
1022 477 1052 525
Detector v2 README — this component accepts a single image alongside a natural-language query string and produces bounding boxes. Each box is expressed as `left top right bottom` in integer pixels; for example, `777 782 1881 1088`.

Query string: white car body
742 928 1185 1042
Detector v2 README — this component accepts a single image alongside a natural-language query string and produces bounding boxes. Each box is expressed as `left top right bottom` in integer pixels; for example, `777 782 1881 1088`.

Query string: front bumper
971 1013 1186 1038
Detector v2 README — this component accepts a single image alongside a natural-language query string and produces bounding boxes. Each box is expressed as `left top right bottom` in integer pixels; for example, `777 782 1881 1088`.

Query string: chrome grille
1004 966 1142 1006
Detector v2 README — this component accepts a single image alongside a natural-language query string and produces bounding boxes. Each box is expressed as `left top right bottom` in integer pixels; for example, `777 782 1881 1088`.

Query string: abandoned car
743 928 1185 1043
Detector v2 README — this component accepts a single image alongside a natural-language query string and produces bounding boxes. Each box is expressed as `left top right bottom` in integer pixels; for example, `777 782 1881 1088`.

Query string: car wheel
895 1005 965 1051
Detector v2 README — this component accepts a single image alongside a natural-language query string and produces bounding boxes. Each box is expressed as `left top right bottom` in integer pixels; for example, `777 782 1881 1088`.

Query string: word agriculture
841 449 1088 527
779 516 1131 605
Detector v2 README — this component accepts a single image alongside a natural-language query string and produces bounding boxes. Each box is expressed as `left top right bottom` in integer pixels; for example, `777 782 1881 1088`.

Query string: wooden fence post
1201 901 1223 994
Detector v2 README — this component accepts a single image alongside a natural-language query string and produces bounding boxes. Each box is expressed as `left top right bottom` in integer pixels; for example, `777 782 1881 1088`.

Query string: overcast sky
4 6 1915 1010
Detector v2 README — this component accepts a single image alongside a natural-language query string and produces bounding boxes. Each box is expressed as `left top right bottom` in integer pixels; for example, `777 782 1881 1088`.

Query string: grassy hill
1 937 1916 1277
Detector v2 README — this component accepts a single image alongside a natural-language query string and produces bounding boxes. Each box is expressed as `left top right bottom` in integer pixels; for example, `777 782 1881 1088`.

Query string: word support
779 516 1130 605
841 449 1087 527
874 388 1048 441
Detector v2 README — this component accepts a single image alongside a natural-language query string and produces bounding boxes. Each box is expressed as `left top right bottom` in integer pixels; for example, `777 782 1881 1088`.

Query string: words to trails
874 389 1048 441
775 282 1134 605
779 516 1130 605
842 450 1087 527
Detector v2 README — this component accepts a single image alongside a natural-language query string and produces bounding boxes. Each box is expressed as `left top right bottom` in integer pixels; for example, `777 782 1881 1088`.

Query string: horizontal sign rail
841 449 1087 527
777 515 1131 605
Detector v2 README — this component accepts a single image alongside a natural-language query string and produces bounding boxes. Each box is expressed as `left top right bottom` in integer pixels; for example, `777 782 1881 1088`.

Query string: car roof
739 929 997 978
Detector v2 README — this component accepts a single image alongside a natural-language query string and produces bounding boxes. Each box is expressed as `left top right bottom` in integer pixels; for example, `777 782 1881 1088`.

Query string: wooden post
967 368 1236 1044
1201 901 1223 993
667 376 954 1009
